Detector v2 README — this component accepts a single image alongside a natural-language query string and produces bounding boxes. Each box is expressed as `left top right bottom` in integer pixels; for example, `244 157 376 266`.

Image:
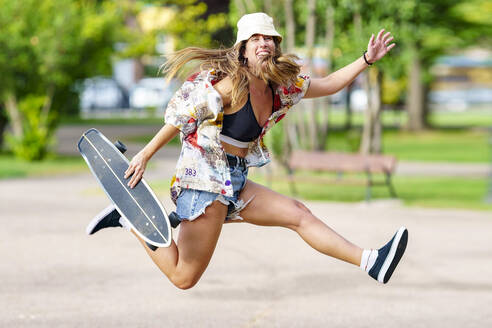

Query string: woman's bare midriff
221 141 249 158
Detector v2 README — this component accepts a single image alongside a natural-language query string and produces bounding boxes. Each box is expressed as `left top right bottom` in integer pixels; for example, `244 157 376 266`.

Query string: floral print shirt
165 70 310 203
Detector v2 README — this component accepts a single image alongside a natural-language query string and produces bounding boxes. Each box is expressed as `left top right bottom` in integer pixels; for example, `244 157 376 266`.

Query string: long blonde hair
160 38 301 107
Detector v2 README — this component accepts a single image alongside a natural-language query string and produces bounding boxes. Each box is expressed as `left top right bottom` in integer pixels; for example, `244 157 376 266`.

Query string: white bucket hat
235 12 282 46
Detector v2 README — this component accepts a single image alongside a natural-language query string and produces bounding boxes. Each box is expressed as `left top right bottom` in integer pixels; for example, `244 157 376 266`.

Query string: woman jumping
87 12 408 289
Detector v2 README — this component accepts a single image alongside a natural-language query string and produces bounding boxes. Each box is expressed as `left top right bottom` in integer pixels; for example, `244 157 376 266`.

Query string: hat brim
235 30 282 46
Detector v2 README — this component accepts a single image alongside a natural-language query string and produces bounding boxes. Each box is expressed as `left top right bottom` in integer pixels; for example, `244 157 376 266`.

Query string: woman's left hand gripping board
125 150 149 189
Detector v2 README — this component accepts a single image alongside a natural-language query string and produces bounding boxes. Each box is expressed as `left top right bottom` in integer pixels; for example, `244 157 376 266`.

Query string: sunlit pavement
1 156 491 327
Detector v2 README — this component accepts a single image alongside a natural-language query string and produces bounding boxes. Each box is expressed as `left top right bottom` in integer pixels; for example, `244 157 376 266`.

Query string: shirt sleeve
280 74 311 107
164 75 219 136
164 85 197 135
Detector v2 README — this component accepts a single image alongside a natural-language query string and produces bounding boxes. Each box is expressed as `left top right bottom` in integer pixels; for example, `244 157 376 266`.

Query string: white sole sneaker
86 204 121 235
369 227 408 284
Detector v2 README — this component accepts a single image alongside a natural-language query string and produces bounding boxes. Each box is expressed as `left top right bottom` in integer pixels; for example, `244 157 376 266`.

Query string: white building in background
113 6 176 94
429 48 492 111
81 6 178 117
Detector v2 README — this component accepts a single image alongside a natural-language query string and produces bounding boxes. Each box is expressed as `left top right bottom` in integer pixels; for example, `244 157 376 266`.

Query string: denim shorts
176 154 250 222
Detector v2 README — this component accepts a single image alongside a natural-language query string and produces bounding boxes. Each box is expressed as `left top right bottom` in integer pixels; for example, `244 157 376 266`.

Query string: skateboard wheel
146 242 158 251
169 211 181 228
114 140 127 154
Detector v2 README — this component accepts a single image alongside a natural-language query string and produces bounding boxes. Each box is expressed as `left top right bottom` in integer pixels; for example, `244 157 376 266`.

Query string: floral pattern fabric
165 70 310 204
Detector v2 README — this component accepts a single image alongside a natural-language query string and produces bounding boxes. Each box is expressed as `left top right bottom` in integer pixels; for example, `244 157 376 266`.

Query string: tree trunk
234 0 246 16
41 85 55 128
125 1 144 85
284 0 295 53
406 54 425 131
4 91 23 139
344 82 353 130
359 71 372 154
283 0 299 149
422 85 430 127
318 2 335 150
353 6 362 38
353 3 373 154
0 108 7 149
360 69 383 154
354 1 382 154
371 70 383 154
263 0 273 16
304 0 317 150
244 0 256 13
324 3 334 72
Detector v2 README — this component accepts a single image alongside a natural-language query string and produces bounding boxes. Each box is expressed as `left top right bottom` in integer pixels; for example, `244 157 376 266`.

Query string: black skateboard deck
78 128 172 248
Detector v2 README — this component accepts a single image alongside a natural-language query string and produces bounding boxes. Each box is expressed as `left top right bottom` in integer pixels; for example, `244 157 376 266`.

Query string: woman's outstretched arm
125 123 180 188
304 28 395 99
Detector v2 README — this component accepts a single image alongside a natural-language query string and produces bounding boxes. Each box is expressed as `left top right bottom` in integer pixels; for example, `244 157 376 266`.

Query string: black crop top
221 86 273 142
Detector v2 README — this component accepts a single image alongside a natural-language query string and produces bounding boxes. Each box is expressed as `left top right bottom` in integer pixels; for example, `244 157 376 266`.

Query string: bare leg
238 180 363 265
133 200 227 289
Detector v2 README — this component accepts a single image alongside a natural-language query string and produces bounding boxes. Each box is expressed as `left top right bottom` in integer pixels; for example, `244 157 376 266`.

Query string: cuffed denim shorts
176 154 250 222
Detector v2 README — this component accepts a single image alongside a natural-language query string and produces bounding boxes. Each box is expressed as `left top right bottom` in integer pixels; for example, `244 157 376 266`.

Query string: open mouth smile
256 51 270 57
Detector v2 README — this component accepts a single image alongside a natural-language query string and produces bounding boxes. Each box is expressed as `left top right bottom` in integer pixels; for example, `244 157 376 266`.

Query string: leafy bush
6 95 56 161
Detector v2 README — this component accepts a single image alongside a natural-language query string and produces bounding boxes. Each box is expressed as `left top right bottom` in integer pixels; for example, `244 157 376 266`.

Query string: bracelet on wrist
363 51 373 66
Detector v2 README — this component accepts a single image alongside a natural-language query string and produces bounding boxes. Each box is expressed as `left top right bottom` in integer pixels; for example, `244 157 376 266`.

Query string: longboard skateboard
78 128 179 249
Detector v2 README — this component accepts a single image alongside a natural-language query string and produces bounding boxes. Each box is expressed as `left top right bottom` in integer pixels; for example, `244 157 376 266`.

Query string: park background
1 0 492 327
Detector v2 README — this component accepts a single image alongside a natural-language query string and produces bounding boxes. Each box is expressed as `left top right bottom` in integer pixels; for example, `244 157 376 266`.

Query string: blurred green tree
159 0 229 49
0 0 122 160
228 0 491 155
394 0 491 130
0 0 230 160
120 0 229 57
331 0 491 132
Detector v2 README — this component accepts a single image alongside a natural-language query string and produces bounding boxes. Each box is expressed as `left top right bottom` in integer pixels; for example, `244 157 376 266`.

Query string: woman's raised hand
366 29 395 63
124 150 148 189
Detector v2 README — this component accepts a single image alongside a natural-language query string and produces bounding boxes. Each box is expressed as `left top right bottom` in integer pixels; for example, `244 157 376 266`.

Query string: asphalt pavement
1 124 491 327
1 153 492 327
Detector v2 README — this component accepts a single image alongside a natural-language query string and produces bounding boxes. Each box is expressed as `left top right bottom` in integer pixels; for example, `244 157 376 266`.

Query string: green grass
0 153 87 179
0 151 161 179
125 134 181 146
273 108 492 163
249 172 492 211
327 109 406 127
382 129 490 163
60 115 164 126
315 128 491 163
428 109 492 127
327 108 492 128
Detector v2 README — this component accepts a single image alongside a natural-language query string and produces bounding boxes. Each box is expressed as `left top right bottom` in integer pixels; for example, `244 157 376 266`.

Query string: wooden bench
287 150 398 201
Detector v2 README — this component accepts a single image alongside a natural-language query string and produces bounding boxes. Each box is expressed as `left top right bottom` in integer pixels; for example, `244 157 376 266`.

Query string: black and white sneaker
369 226 408 284
86 204 122 235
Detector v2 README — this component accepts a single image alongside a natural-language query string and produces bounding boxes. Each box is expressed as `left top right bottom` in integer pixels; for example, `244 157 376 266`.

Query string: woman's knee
287 199 314 230
173 278 197 290
166 211 223 290
169 271 201 290
294 199 312 214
